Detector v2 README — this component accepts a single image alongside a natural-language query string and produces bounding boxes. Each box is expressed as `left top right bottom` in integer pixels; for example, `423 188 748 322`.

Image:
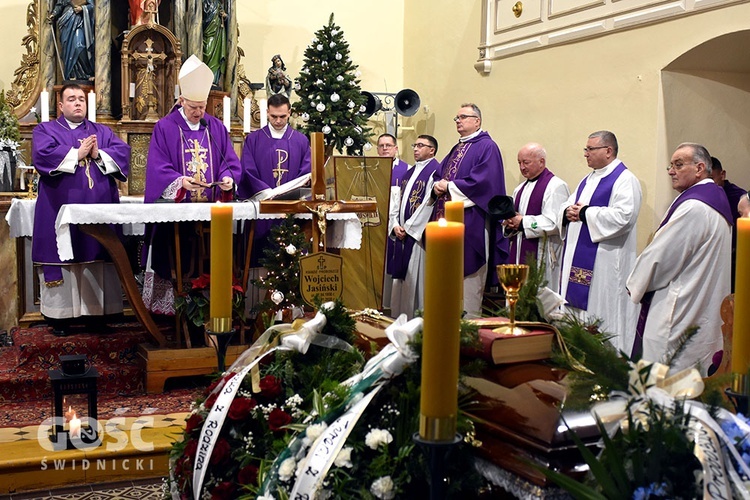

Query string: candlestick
87 91 96 122
420 219 464 441
210 204 234 333
259 99 268 128
129 82 136 99
40 90 49 122
69 413 81 438
445 201 464 224
222 96 231 131
733 217 750 374
243 97 251 133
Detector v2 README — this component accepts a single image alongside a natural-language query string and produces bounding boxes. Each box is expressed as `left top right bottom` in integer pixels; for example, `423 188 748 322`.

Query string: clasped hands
77 135 99 161
181 176 234 193
502 213 523 231
565 202 585 223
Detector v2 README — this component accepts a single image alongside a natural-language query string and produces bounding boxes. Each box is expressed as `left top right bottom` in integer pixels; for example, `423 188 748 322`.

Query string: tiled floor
0 478 164 499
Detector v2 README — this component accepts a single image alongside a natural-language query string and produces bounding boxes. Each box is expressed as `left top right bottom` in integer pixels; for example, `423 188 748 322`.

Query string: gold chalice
494 264 529 335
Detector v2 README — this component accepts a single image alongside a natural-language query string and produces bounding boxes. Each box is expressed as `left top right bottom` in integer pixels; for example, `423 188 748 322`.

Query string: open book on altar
249 173 312 201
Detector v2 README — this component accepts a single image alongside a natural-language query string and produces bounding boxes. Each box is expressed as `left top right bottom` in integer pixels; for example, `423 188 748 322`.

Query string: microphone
200 117 238 201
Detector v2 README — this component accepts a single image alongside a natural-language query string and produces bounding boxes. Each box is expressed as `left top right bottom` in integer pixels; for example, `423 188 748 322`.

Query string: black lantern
48 356 100 450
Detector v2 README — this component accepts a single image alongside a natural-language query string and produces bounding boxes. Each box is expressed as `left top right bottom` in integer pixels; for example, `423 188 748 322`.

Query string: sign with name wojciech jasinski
299 252 343 306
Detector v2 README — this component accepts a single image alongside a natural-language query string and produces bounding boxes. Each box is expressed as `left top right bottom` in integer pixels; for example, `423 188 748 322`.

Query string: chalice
494 264 529 335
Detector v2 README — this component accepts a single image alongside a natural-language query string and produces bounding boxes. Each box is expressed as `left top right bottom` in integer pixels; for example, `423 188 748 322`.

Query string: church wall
402 0 750 250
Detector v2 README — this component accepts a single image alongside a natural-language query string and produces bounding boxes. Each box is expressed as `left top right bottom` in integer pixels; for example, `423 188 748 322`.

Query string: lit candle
243 97 251 133
733 217 750 374
69 412 81 438
419 219 464 441
40 90 49 122
210 204 234 333
87 91 96 122
222 95 231 131
129 82 136 99
259 98 268 128
445 200 464 224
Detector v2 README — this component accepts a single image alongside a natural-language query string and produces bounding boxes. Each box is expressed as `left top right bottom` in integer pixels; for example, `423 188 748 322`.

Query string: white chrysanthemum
258 494 274 500
365 429 393 450
278 457 296 482
306 422 328 441
334 446 353 468
370 476 395 499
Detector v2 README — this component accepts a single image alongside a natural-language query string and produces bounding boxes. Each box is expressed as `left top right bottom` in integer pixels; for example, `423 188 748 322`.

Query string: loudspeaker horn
394 88 420 117
361 91 382 117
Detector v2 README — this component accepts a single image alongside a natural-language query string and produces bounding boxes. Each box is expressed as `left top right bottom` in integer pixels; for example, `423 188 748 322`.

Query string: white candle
259 98 268 128
87 91 96 122
69 413 81 438
40 90 49 122
243 97 251 133
222 96 231 131
174 84 179 100
129 82 136 98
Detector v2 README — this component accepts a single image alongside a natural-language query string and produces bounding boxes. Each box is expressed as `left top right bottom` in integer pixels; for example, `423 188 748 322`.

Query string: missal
464 317 554 364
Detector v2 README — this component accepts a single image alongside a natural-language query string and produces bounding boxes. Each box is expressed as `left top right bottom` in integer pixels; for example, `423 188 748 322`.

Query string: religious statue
129 0 160 27
266 54 293 97
49 0 95 81
202 0 228 87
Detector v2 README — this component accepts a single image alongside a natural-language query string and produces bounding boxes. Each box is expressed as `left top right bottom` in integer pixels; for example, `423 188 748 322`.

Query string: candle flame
438 217 448 227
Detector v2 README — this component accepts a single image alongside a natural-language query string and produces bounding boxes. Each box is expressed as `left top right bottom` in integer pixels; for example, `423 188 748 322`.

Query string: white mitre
178 54 213 101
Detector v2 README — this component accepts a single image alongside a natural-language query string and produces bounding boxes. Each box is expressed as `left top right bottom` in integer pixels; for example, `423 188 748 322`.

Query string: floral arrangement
174 273 246 328
166 301 484 499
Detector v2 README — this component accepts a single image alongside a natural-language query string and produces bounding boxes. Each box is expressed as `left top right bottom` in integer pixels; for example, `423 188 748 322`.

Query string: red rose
267 407 292 432
205 371 236 395
185 413 204 434
204 392 218 409
209 437 231 465
259 375 282 398
237 464 259 485
210 481 236 500
183 439 198 462
228 397 257 421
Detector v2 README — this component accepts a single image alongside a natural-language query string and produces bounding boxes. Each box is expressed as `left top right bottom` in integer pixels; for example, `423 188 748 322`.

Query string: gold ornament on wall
512 1 523 18
5 0 41 117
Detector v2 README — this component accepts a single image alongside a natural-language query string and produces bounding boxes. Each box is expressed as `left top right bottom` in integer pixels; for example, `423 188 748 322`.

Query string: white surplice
557 160 642 353
510 174 570 291
627 179 731 375
387 159 436 319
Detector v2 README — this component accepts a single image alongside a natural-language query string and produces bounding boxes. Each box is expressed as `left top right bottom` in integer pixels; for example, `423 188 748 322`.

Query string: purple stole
434 142 470 219
509 168 555 264
631 181 733 358
390 161 437 280
386 159 410 275
565 162 627 310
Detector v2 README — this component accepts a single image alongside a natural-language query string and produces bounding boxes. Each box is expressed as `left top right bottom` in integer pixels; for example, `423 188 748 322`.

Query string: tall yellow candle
210 204 233 333
732 217 750 374
445 200 464 224
420 219 464 441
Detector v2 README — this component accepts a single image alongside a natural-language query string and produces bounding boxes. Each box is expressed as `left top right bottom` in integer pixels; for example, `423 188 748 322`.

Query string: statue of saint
49 0 95 81
129 0 160 27
202 0 227 87
265 55 292 98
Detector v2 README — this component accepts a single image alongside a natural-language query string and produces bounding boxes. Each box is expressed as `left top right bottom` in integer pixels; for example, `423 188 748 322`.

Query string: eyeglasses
666 161 696 172
377 144 396 149
453 114 479 122
583 146 608 153
411 143 433 149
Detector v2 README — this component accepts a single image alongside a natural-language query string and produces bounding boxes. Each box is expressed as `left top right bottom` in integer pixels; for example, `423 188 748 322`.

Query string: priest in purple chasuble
142 55 241 315
504 143 569 293
237 93 310 266
628 143 732 376
557 131 642 354
378 133 411 311
432 103 508 319
32 83 130 332
388 135 440 319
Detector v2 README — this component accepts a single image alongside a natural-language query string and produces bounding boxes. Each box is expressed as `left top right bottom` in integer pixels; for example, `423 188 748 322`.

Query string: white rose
365 429 393 450
370 476 395 500
334 446 353 468
278 457 296 481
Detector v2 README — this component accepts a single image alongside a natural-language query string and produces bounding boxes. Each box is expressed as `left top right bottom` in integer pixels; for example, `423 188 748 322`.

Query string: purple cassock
386 158 410 276
237 125 311 266
433 131 508 279
32 116 130 283
144 107 241 203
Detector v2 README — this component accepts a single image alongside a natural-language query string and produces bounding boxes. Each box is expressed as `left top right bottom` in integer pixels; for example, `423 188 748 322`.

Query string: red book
464 318 554 364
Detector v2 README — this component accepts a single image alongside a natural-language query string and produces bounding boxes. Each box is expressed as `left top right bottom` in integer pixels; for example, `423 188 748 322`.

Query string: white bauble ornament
271 291 284 305
317 44 323 51
322 125 331 134
285 244 297 255
331 93 340 102
316 103 326 112
335 53 342 60
344 137 354 147
301 113 310 121
363 143 372 151
337 75 344 82
315 79 323 86
347 100 354 108
329 41 336 48
359 105 366 113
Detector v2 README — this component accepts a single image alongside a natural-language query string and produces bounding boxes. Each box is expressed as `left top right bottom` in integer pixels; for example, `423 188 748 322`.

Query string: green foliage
174 273 246 328
487 252 546 322
292 13 373 154
0 91 20 143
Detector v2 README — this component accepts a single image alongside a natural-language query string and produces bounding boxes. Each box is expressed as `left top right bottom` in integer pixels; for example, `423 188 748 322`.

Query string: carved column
94 0 112 118
173 0 186 60
225 0 238 115
186 0 202 60
41 0 56 99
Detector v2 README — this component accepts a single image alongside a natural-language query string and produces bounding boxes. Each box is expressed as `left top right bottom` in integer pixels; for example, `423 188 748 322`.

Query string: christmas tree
252 215 311 321
292 13 372 155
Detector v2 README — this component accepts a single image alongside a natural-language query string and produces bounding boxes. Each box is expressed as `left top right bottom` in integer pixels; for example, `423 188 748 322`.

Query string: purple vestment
144 107 241 203
237 125 311 198
510 168 555 264
32 116 130 283
386 158 411 275
434 131 507 277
